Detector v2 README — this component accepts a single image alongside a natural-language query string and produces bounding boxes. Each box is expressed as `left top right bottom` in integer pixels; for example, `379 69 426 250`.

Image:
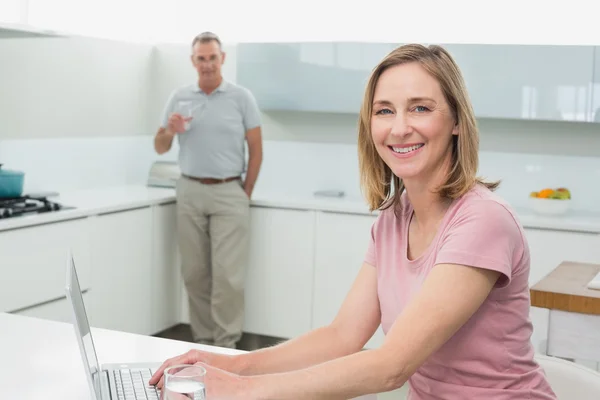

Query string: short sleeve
434 200 524 288
160 90 178 128
242 89 261 131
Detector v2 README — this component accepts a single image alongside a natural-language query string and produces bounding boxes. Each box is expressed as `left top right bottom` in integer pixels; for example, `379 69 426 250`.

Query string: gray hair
191 31 222 50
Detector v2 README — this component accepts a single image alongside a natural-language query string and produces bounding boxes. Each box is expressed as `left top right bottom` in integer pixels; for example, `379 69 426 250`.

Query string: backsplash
1 136 599 212
257 141 600 212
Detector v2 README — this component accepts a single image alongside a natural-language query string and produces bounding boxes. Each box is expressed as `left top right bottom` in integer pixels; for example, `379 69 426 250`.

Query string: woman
149 44 557 399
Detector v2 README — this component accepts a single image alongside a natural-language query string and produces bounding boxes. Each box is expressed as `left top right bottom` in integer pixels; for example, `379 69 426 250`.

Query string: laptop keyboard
113 368 160 400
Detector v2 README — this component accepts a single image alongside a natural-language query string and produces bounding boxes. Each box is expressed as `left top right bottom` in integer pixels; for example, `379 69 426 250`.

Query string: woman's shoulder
451 183 524 235
460 183 514 211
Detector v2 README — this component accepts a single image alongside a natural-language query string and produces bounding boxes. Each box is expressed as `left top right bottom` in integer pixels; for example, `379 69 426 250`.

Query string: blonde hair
358 43 500 212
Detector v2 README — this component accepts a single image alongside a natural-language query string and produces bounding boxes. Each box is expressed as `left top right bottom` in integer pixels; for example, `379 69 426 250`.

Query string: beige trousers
176 176 250 348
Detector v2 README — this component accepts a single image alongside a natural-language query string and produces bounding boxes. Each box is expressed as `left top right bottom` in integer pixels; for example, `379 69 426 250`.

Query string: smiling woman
149 44 559 400
358 44 499 212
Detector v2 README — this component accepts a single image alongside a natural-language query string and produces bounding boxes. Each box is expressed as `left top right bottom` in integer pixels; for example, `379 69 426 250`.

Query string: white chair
535 354 600 399
359 355 600 400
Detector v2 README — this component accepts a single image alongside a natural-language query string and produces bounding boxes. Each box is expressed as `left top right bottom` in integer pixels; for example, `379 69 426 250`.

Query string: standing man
154 32 262 349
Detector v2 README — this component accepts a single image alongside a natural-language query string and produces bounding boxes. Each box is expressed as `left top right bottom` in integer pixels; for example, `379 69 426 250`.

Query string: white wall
0 36 153 139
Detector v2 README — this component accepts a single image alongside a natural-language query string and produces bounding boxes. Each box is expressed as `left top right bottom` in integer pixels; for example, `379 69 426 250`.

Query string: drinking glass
176 100 194 131
163 364 206 400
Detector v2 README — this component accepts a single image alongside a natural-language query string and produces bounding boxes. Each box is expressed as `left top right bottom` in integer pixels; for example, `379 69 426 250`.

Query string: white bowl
529 197 571 216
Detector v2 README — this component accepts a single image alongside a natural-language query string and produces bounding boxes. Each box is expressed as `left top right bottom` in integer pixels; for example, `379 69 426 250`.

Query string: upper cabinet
592 47 600 123
444 44 595 123
236 42 398 113
0 22 63 39
236 42 599 124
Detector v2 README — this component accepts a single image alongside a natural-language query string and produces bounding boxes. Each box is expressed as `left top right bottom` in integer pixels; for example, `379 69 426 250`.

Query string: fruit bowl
528 197 571 215
528 187 571 216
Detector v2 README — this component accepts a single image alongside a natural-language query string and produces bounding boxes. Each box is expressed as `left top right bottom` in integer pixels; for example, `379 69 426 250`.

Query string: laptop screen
66 253 103 400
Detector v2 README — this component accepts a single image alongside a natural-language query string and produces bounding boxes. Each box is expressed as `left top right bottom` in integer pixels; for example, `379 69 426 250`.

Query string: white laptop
65 251 163 400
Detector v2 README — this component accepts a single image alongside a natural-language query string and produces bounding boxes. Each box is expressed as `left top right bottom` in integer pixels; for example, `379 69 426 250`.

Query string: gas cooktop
0 194 73 219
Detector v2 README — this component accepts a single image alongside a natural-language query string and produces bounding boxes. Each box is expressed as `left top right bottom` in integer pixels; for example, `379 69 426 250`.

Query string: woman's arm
246 263 500 399
234 263 382 375
150 263 382 387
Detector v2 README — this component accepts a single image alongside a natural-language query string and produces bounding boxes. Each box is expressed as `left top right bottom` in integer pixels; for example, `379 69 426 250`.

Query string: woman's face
370 62 458 184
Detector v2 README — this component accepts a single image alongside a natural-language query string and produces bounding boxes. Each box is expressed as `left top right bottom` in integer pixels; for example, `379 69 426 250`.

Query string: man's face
191 40 225 82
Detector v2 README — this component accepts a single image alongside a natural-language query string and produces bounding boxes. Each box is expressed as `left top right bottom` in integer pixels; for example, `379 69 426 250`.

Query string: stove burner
0 195 66 219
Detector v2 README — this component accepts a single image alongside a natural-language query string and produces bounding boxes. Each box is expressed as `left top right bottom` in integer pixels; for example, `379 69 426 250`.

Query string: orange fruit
537 188 554 198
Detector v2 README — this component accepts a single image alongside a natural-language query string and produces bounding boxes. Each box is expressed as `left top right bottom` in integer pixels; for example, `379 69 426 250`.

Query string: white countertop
1 185 599 234
0 312 241 400
0 313 377 400
0 186 177 232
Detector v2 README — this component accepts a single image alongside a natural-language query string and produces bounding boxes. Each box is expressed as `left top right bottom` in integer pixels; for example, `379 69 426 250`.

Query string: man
154 31 262 349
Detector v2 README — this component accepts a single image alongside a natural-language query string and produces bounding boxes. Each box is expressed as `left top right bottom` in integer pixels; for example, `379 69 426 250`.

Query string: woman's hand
197 362 254 400
149 349 238 389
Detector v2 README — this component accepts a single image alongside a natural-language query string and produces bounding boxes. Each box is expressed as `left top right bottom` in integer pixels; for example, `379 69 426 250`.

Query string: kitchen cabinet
445 44 595 122
592 46 600 122
525 228 600 286
243 206 316 339
236 42 397 113
524 228 600 364
0 22 61 39
87 206 153 335
312 211 384 349
14 291 92 324
3 201 181 335
237 42 596 123
150 202 180 334
0 217 92 313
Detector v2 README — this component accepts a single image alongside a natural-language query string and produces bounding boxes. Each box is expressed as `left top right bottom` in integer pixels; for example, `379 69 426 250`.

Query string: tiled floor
154 324 408 398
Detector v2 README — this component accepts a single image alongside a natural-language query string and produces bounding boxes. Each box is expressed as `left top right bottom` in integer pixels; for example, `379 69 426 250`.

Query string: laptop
65 251 162 400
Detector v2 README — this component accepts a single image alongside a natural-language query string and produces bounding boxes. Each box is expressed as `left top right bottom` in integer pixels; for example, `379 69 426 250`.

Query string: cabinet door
525 228 600 356
14 291 92 324
592 46 600 122
312 211 384 349
243 207 315 339
445 44 595 122
0 218 92 313
525 228 600 286
88 207 153 335
236 42 397 113
151 202 180 334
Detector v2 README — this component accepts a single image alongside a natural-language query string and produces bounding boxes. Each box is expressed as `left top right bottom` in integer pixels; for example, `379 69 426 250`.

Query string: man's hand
148 349 237 389
167 113 192 134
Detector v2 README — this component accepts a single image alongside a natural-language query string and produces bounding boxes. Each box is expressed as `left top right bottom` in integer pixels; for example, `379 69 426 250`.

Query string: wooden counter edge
530 288 600 316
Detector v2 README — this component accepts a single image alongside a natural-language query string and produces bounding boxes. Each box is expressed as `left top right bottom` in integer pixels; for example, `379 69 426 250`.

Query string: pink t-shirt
365 184 557 399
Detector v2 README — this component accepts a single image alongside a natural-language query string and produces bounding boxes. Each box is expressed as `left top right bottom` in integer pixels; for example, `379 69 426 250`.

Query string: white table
0 312 241 400
0 313 377 400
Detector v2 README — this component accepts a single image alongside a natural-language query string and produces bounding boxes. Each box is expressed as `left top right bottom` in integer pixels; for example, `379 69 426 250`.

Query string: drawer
0 218 92 312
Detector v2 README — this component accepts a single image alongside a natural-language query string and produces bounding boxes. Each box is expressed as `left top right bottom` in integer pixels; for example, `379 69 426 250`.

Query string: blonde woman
150 44 557 400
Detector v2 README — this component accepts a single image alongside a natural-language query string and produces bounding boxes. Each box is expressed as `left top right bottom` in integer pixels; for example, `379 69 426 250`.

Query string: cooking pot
0 164 25 198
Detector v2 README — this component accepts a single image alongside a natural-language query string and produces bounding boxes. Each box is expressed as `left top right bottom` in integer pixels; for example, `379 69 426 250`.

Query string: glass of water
163 364 206 400
176 100 194 131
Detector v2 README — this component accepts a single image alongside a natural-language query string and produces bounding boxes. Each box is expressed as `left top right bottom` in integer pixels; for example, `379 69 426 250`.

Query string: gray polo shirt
161 80 261 179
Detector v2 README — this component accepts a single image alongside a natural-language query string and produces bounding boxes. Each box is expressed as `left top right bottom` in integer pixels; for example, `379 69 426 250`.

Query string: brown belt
183 174 241 185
